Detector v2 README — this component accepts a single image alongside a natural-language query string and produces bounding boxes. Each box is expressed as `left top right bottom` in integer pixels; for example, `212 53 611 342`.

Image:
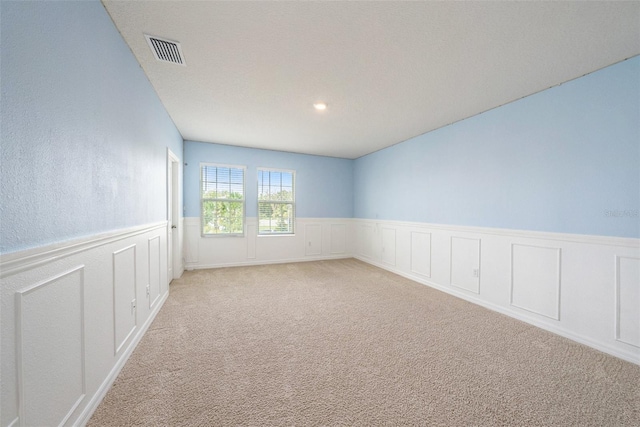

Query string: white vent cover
144 35 186 66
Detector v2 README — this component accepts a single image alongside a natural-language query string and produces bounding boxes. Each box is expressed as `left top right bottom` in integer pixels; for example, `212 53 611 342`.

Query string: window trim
257 167 296 236
200 162 246 237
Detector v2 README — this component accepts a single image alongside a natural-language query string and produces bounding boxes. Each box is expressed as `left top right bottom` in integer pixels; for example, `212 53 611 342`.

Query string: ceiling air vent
144 35 186 66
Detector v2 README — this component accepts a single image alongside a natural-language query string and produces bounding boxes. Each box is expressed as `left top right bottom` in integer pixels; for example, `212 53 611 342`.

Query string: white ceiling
102 1 640 159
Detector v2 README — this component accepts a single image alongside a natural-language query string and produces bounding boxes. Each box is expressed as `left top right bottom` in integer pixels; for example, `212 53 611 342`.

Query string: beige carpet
89 259 640 426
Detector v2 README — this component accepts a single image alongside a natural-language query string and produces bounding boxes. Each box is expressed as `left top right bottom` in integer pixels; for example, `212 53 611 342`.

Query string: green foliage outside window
202 194 244 234
201 165 245 235
258 170 295 234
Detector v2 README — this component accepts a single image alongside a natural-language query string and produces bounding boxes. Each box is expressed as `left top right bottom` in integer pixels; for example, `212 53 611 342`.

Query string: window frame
257 168 296 236
200 162 246 237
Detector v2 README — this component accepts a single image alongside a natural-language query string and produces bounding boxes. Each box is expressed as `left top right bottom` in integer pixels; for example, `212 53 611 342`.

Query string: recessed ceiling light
313 102 327 111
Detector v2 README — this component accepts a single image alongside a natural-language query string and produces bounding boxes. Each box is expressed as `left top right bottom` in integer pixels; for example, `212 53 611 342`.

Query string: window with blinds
258 169 295 234
200 164 245 235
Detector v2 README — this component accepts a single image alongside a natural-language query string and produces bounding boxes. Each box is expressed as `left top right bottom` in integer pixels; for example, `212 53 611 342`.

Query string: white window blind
201 164 245 235
258 169 295 234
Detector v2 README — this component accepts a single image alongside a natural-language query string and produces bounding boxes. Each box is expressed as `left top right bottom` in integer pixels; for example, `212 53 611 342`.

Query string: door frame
167 148 181 284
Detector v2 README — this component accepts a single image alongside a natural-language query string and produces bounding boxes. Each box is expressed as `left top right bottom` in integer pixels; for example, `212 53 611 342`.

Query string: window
258 169 295 234
200 164 245 235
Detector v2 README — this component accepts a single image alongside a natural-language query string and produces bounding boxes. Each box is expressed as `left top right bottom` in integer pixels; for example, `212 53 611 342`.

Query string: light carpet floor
89 259 640 426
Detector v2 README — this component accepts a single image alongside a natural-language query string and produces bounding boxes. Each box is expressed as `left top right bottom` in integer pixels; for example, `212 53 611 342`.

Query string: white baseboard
76 291 169 425
186 254 352 271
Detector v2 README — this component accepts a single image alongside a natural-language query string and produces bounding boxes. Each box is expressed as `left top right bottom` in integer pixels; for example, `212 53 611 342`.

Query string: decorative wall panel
305 224 322 256
359 225 373 259
381 228 396 266
616 256 640 348
450 237 481 294
411 232 432 277
16 266 85 427
330 224 347 254
247 224 257 259
113 245 137 355
511 244 561 320
148 236 161 309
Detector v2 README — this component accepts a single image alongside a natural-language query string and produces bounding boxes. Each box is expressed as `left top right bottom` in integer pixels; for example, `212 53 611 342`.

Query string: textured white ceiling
102 1 640 159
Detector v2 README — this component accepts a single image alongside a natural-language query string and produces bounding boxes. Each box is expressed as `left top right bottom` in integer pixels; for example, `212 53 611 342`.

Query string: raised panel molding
148 236 161 309
113 245 137 355
359 225 373 259
183 218 351 270
184 222 200 263
247 224 257 259
352 219 640 365
330 224 347 254
1 222 171 426
410 231 432 277
16 266 86 427
616 256 640 348
381 228 396 266
450 237 481 294
511 244 561 321
305 224 322 256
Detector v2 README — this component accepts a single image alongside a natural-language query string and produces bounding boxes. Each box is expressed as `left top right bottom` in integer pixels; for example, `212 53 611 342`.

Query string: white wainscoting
511 244 561 320
148 236 162 310
1 221 173 427
330 224 347 255
16 266 85 427
353 219 640 365
450 236 481 294
175 217 185 280
305 224 323 256
183 217 354 270
616 256 640 348
381 228 396 267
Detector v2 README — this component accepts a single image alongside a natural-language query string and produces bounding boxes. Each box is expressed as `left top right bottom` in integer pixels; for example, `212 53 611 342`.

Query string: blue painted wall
2 0 636 250
354 57 640 238
184 141 353 218
1 1 183 254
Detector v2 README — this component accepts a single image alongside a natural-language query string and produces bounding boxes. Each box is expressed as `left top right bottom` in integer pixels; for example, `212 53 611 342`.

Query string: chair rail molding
1 221 173 427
